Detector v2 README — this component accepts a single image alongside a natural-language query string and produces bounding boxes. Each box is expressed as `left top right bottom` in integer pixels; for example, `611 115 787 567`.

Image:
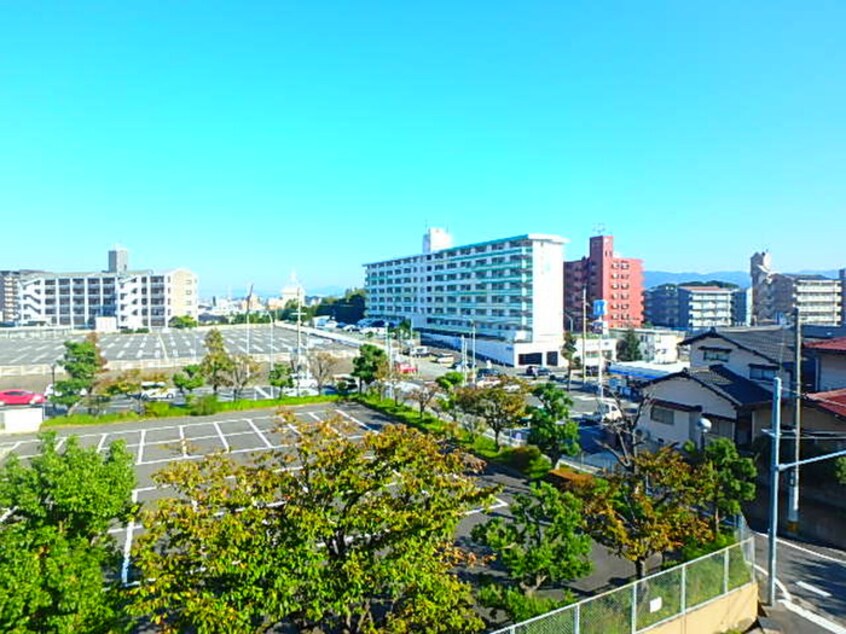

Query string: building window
702 348 731 363
650 405 675 425
749 365 777 382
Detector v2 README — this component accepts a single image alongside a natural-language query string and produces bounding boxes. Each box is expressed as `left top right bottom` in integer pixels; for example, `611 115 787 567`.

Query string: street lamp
697 416 712 451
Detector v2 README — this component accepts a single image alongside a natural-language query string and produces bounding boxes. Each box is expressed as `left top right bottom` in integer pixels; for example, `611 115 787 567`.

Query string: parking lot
0 324 353 367
0 402 512 584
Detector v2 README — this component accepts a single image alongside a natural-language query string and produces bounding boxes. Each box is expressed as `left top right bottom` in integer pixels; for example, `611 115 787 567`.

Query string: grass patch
41 394 340 428
42 410 143 428
351 394 552 478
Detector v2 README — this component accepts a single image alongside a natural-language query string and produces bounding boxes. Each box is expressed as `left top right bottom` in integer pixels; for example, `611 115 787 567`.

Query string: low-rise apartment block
644 284 750 330
12 248 198 330
364 229 565 367
751 251 842 325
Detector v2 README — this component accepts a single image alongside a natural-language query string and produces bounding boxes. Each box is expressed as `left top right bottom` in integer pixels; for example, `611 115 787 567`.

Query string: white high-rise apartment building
364 229 566 367
16 249 198 329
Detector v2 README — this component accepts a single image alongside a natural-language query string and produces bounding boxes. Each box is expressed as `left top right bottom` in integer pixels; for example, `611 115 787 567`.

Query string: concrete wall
0 407 43 434
646 583 757 634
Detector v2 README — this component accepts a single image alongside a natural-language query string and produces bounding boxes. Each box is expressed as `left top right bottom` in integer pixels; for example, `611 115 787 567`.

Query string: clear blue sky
2 1 845 297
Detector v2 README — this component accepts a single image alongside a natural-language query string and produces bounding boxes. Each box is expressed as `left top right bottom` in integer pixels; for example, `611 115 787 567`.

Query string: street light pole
698 416 712 451
787 308 802 534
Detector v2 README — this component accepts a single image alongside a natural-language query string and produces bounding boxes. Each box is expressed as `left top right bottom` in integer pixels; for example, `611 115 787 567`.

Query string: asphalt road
754 531 846 631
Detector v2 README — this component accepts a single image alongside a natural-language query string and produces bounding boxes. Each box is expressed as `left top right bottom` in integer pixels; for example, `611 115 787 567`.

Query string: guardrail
488 538 755 634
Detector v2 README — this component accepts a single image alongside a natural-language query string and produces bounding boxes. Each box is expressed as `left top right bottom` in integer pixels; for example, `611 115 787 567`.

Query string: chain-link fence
490 538 755 634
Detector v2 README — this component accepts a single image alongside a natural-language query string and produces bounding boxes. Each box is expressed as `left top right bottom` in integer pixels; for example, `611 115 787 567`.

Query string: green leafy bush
499 445 552 479
143 401 182 418
188 394 221 416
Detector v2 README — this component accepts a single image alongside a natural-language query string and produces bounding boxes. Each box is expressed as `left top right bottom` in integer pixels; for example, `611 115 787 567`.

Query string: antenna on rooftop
593 223 607 235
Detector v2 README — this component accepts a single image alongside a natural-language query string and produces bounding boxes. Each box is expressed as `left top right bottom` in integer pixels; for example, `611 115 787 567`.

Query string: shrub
500 445 552 479
143 401 181 418
188 394 221 416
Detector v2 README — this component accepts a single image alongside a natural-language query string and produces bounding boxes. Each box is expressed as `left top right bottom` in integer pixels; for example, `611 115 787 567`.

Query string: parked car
584 399 623 424
138 382 178 401
0 389 46 406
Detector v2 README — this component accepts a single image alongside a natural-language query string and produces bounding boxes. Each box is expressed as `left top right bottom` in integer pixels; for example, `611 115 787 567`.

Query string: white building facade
364 230 566 367
18 268 198 330
16 249 197 329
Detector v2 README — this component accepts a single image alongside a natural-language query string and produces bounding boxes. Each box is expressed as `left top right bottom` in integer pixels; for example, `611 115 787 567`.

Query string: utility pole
245 283 254 356
767 377 782 607
581 286 588 386
787 307 802 534
471 321 477 381
295 292 302 397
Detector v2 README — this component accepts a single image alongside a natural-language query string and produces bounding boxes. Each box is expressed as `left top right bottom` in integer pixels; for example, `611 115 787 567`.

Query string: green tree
199 328 235 395
472 482 591 619
580 447 710 577
684 437 757 534
454 377 529 450
54 333 107 413
130 414 493 633
0 433 135 633
268 364 294 395
172 363 204 397
616 328 643 362
436 370 465 392
101 369 145 413
527 382 580 467
351 343 389 393
836 457 846 485
226 353 261 401
168 315 198 329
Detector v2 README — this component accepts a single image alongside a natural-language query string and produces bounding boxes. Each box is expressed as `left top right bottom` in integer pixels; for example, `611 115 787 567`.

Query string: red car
0 390 46 406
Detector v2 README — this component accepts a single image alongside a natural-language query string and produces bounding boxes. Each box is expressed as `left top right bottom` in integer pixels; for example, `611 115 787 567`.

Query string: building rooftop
805 337 846 354
650 364 773 407
806 388 846 420
681 327 796 366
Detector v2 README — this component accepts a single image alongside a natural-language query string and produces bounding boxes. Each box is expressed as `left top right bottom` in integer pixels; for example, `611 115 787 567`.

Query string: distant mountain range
644 269 842 289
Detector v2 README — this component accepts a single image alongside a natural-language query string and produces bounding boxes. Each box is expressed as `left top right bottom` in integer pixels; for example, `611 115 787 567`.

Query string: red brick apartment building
564 235 644 330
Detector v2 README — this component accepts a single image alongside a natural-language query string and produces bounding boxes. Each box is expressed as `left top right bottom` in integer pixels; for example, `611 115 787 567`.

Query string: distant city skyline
1 2 844 293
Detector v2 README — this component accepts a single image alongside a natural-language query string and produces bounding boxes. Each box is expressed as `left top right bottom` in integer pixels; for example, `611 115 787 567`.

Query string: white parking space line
335 409 374 431
254 385 270 399
246 419 274 448
121 489 139 585
796 580 833 598
213 422 230 452
464 497 509 516
136 430 146 465
96 433 109 453
179 425 188 459
308 412 321 421
287 424 302 436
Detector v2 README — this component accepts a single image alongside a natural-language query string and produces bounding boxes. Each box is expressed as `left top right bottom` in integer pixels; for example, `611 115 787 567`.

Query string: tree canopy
129 413 494 633
351 343 388 391
527 382 580 467
579 447 710 577
199 328 235 394
0 434 135 633
472 482 591 620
